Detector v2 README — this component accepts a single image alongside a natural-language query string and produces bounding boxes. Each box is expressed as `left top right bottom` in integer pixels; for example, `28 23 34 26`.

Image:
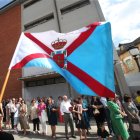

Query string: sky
0 0 140 48
98 0 140 48
0 0 14 9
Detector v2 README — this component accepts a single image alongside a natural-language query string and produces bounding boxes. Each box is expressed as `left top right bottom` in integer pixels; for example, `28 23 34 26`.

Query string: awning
18 72 61 82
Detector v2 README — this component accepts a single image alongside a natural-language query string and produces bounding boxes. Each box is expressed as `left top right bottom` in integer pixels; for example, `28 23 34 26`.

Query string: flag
9 22 115 97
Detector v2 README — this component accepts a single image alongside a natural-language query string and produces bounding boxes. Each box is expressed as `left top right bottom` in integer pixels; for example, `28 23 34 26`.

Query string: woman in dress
37 98 47 135
82 97 90 134
19 100 29 135
30 99 40 133
91 96 106 131
107 97 129 140
73 99 82 139
46 97 58 138
57 96 64 123
73 97 88 140
0 102 4 131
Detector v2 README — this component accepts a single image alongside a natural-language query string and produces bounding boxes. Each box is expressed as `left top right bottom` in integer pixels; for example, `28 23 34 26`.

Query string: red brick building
0 5 22 99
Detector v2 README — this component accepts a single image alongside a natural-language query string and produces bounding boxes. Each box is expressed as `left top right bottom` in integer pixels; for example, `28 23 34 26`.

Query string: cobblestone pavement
5 122 115 140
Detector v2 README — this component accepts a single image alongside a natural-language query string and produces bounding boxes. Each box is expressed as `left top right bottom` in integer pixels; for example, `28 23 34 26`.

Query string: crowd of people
0 91 140 140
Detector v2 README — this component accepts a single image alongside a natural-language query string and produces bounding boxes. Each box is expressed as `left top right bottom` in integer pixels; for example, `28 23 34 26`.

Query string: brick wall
0 5 22 99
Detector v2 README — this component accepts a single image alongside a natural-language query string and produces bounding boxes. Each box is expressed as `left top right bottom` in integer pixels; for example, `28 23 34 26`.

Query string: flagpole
0 69 11 102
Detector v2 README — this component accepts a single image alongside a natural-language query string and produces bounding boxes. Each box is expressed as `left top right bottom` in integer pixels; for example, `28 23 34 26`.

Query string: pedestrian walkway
5 122 115 140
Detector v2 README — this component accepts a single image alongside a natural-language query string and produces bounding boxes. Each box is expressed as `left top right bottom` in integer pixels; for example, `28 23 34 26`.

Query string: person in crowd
19 99 29 135
18 97 22 103
9 98 16 130
2 99 7 129
42 97 46 103
124 96 140 123
124 94 139 111
46 97 58 138
81 95 88 107
57 96 64 123
0 102 4 131
73 97 88 140
97 123 111 140
135 91 140 104
135 91 140 115
100 97 114 135
30 99 40 134
81 96 90 135
36 97 41 105
6 99 11 129
0 131 14 140
44 97 48 104
114 95 124 112
73 98 83 140
50 96 55 104
124 95 140 139
60 95 76 139
13 99 20 133
91 96 106 132
107 97 129 140
37 98 47 135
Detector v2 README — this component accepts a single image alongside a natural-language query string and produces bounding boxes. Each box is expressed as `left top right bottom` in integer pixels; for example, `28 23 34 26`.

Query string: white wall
23 83 69 102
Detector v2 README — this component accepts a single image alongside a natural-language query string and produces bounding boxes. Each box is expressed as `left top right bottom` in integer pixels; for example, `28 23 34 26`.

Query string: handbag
93 108 100 115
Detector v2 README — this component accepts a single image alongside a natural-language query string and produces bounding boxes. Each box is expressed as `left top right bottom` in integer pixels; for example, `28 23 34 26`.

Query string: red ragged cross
13 22 115 97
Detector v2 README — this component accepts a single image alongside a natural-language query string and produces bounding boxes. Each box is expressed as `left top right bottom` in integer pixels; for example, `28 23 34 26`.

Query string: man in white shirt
60 95 76 139
9 98 16 129
14 102 20 133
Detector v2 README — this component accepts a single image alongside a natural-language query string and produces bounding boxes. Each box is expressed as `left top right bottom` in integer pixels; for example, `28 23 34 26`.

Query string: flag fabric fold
9 22 115 97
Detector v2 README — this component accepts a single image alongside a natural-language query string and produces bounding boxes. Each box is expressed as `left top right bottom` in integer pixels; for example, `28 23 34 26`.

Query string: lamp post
129 48 140 71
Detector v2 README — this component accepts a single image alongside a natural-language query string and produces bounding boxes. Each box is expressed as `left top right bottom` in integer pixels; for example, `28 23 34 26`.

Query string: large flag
9 22 115 97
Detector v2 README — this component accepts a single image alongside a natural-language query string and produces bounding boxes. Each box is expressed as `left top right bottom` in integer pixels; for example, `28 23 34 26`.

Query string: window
123 56 134 71
24 0 41 8
24 13 54 30
36 80 45 86
45 78 55 85
27 81 36 87
25 76 66 87
55 77 66 83
60 0 90 15
125 59 134 70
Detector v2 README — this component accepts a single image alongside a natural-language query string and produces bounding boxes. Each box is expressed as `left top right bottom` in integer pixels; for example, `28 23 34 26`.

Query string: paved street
4 122 115 140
